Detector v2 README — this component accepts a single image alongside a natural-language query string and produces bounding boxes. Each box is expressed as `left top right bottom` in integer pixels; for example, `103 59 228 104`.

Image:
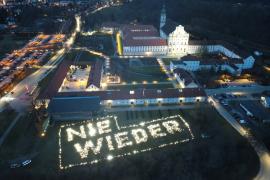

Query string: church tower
160 4 167 38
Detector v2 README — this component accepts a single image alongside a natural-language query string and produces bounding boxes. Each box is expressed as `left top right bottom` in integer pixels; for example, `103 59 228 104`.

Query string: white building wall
207 45 240 58
123 45 168 56
199 64 213 70
168 25 190 56
102 97 206 106
186 45 202 55
243 56 255 69
170 60 200 72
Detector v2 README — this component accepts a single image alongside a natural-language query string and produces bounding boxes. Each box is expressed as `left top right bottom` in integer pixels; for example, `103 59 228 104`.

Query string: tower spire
160 2 167 38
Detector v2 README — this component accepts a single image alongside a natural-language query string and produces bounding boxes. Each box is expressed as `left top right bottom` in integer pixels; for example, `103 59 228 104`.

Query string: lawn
0 108 18 137
0 112 38 161
112 61 169 83
0 105 259 180
122 66 169 83
65 50 101 65
110 58 169 83
75 33 114 56
107 83 173 90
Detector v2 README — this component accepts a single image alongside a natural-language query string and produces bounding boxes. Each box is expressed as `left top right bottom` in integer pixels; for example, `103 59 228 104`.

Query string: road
209 96 270 180
206 85 270 95
0 15 82 112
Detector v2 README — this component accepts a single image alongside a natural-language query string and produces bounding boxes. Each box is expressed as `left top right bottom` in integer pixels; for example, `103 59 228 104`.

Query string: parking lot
213 93 270 123
213 93 270 150
0 34 65 95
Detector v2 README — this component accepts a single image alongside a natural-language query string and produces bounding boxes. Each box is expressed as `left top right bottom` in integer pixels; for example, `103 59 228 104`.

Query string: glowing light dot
107 155 113 161
140 122 145 126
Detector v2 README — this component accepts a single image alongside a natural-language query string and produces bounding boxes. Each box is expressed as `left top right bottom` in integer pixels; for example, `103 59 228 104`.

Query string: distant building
170 55 245 76
173 68 198 88
157 5 255 72
261 96 270 108
120 24 168 56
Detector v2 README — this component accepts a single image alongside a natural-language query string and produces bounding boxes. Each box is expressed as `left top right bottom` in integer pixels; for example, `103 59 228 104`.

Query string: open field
0 112 38 161
66 50 101 65
0 108 18 137
107 83 174 90
0 105 259 180
75 33 114 56
111 58 169 83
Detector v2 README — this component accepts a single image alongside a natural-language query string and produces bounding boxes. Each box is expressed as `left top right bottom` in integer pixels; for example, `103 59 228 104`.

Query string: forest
85 0 270 49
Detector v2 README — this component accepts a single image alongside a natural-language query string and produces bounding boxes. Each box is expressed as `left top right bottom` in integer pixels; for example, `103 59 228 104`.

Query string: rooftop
54 88 206 101
48 96 100 114
87 60 103 88
173 68 195 86
121 24 167 47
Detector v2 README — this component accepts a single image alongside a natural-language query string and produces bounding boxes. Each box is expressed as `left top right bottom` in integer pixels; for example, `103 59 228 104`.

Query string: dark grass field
0 105 259 180
110 58 169 83
75 33 114 56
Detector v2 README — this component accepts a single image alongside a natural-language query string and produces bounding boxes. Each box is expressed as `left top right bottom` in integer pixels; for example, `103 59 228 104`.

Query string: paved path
0 113 23 147
209 96 270 180
157 58 178 88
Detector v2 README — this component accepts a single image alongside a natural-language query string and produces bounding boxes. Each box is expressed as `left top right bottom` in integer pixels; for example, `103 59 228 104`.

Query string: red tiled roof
174 55 244 66
38 61 72 99
123 38 167 47
121 24 167 47
181 55 200 61
173 68 195 86
188 40 250 58
53 88 206 101
122 24 159 38
87 60 103 88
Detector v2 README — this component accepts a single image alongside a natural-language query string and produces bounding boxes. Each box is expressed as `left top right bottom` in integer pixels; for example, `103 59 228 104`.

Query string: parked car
22 160 31 166
239 119 247 124
10 163 20 168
